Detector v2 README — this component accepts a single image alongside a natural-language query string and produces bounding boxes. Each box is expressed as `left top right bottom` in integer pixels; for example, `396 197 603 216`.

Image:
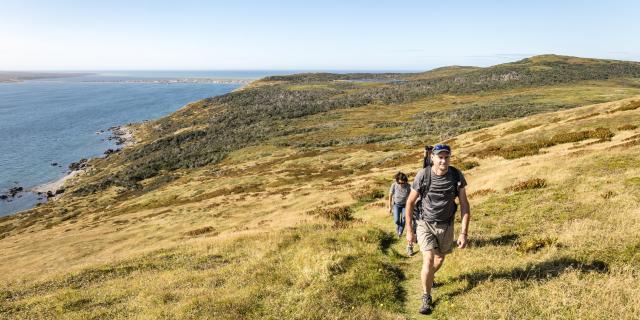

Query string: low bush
515 236 557 253
307 205 354 222
351 187 385 202
617 124 638 131
468 188 497 199
455 160 480 170
600 191 617 199
505 178 547 192
184 226 217 237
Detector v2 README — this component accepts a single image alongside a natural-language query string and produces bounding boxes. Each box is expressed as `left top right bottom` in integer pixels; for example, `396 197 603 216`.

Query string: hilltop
1 55 640 319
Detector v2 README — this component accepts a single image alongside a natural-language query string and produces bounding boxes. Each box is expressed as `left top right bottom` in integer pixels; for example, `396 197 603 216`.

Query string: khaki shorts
416 220 454 255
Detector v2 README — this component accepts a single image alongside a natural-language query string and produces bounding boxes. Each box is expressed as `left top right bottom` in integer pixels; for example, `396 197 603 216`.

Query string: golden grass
3 89 640 319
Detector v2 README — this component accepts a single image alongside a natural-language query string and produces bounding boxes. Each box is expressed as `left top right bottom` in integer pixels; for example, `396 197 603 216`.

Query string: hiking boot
419 293 433 315
406 245 413 256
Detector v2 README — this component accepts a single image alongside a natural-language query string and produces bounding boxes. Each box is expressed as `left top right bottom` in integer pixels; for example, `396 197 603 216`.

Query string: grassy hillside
1 55 640 319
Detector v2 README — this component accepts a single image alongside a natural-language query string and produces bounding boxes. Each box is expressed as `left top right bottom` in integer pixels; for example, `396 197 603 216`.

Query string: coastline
29 125 136 201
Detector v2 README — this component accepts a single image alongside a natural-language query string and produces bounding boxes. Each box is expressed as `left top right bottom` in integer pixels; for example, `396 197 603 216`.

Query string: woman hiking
388 172 415 256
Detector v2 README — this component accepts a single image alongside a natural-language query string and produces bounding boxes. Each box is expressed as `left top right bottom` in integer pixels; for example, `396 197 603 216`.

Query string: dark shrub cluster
618 124 638 131
75 57 640 195
306 206 356 228
505 178 547 192
184 226 216 237
455 160 480 170
351 187 385 202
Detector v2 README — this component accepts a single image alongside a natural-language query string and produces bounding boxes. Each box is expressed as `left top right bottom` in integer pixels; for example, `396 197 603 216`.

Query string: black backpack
412 166 462 223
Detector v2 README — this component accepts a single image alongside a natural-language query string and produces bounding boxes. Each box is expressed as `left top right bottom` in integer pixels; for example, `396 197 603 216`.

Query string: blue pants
393 204 407 236
393 204 417 237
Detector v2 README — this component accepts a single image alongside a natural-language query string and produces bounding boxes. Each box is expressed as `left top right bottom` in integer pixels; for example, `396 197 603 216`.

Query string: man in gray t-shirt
404 144 471 315
411 167 467 223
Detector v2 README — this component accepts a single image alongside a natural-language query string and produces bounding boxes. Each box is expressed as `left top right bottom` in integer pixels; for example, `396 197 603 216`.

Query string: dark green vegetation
73 55 640 196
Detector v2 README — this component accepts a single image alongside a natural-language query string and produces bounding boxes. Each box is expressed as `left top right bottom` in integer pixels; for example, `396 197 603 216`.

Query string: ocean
0 71 292 216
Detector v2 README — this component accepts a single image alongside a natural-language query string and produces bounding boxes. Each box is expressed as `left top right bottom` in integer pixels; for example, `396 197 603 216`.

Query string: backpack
412 166 462 223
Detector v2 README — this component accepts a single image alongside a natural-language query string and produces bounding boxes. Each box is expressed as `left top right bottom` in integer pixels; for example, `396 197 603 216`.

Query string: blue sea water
0 71 288 216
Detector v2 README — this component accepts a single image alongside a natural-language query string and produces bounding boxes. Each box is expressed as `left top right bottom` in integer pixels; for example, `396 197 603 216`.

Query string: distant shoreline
82 78 252 85
0 71 93 83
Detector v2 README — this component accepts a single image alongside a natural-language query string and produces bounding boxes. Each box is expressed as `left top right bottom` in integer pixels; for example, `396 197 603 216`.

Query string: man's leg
421 250 436 295
433 254 445 273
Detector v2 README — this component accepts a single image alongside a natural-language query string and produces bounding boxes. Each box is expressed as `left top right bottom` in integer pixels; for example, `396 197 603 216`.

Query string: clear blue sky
1 0 639 71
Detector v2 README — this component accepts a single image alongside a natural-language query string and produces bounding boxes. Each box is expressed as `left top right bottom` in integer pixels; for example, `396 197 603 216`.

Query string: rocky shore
1 125 136 204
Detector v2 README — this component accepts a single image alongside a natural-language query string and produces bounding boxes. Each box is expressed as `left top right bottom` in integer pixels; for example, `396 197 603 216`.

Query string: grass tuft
351 187 385 202
617 124 638 131
468 188 497 199
184 226 217 237
515 236 557 253
505 178 547 192
307 205 354 222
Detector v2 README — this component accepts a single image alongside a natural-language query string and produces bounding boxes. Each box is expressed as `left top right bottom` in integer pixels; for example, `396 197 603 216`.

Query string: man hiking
388 172 415 256
405 144 470 315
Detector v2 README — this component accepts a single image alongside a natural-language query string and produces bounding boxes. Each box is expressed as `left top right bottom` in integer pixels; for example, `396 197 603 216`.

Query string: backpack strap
449 166 462 197
418 167 432 199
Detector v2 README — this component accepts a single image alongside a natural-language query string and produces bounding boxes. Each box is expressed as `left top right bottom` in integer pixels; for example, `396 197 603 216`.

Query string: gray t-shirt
411 167 467 223
389 182 411 206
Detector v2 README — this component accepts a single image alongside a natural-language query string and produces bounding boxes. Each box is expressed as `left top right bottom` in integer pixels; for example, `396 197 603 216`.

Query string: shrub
184 226 217 237
617 124 638 131
515 236 557 253
351 187 385 202
307 205 354 222
600 191 616 199
505 178 547 192
468 188 496 199
456 160 480 170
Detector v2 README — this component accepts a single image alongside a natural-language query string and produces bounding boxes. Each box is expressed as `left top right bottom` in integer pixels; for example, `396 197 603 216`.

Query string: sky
1 0 639 71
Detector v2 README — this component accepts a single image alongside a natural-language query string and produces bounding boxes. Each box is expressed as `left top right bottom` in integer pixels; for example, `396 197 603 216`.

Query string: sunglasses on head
433 144 450 152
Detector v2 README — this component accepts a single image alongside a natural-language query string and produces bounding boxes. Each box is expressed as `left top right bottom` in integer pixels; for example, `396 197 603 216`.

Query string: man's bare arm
457 187 470 248
405 189 419 243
